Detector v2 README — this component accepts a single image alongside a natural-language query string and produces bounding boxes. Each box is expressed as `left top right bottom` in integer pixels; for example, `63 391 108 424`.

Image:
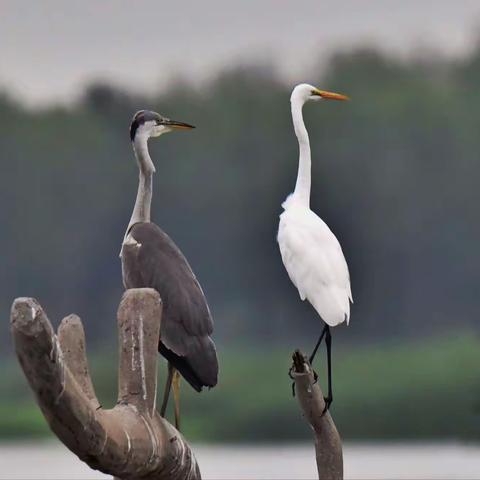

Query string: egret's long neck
291 98 311 207
127 134 155 234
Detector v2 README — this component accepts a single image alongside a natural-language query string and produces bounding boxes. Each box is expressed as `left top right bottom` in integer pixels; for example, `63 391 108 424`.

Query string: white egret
277 84 352 411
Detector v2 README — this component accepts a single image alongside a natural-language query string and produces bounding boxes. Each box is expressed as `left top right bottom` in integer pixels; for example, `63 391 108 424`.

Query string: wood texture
291 350 343 480
10 288 200 480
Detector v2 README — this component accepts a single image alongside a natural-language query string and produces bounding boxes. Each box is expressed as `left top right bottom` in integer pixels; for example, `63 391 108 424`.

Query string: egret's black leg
289 324 328 397
160 362 174 418
288 366 296 397
322 326 333 415
309 323 328 365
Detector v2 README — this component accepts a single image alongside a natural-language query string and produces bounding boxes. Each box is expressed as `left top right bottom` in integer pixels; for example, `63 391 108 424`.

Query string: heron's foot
321 395 332 416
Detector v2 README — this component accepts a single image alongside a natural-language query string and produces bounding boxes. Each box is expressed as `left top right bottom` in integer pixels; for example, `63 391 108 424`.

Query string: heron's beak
161 119 195 130
312 88 350 101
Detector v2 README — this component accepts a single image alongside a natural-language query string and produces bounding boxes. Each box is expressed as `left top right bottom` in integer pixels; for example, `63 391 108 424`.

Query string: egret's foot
288 367 296 397
321 395 332 416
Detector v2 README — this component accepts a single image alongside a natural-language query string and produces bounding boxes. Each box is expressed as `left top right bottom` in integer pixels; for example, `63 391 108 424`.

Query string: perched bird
277 84 352 411
121 110 218 429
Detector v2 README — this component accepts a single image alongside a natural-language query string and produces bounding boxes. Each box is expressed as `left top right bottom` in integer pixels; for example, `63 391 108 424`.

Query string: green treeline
1 334 478 440
0 46 479 440
1 47 479 350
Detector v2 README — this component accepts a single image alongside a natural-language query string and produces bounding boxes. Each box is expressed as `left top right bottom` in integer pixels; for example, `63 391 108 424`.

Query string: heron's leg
309 323 328 365
160 362 174 418
322 326 333 415
172 369 181 431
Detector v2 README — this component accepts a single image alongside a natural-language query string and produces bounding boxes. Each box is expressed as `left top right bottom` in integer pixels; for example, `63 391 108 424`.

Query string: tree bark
10 288 200 480
290 350 343 480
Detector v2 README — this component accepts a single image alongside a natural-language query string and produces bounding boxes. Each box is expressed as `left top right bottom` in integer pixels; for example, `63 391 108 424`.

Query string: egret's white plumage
277 83 352 327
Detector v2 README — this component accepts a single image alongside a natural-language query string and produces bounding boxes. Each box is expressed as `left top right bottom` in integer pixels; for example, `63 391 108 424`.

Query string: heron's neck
127 134 155 233
291 99 311 208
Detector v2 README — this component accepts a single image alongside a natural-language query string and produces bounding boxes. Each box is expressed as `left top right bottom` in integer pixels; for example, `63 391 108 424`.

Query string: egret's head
290 83 349 105
129 110 194 142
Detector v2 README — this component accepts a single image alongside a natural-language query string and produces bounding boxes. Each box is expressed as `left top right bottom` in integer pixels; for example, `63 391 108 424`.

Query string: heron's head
129 110 195 142
290 83 349 105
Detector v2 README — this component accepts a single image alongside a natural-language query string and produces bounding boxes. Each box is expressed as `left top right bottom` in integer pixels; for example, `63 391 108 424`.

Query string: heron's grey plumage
122 222 218 391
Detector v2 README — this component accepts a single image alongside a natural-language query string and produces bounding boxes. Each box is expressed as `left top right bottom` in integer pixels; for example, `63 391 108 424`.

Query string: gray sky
2 0 480 107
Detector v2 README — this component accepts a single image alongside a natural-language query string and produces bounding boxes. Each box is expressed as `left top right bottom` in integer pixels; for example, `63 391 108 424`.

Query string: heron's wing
278 209 352 326
122 222 218 388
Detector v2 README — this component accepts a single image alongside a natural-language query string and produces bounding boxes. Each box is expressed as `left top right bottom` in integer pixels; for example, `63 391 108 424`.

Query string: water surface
1 442 479 479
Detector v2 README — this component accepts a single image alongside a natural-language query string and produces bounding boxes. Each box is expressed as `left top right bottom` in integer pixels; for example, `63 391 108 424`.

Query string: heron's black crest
129 110 162 141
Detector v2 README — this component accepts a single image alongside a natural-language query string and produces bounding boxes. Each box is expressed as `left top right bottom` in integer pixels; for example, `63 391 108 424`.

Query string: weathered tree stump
290 350 343 480
10 288 200 480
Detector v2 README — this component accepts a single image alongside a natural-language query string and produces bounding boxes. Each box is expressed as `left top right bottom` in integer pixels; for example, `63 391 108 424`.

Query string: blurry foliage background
0 46 479 441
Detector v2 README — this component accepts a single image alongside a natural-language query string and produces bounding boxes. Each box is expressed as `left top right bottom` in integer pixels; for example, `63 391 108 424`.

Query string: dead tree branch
291 350 343 480
10 288 200 480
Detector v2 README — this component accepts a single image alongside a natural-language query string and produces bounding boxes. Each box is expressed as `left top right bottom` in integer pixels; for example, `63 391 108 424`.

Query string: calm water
1 441 479 479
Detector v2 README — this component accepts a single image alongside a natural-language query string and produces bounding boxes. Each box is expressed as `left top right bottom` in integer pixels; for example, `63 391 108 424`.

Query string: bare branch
58 314 98 407
291 350 343 480
117 289 161 416
11 289 200 480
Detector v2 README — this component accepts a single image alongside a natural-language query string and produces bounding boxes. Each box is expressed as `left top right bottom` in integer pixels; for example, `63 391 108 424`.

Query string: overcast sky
2 0 480 107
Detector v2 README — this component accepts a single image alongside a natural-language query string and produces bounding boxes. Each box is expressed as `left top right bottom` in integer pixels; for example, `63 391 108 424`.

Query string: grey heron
277 84 352 412
121 110 218 429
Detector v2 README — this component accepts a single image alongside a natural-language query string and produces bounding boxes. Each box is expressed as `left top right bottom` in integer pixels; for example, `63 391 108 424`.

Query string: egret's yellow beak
312 88 350 101
161 119 195 130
